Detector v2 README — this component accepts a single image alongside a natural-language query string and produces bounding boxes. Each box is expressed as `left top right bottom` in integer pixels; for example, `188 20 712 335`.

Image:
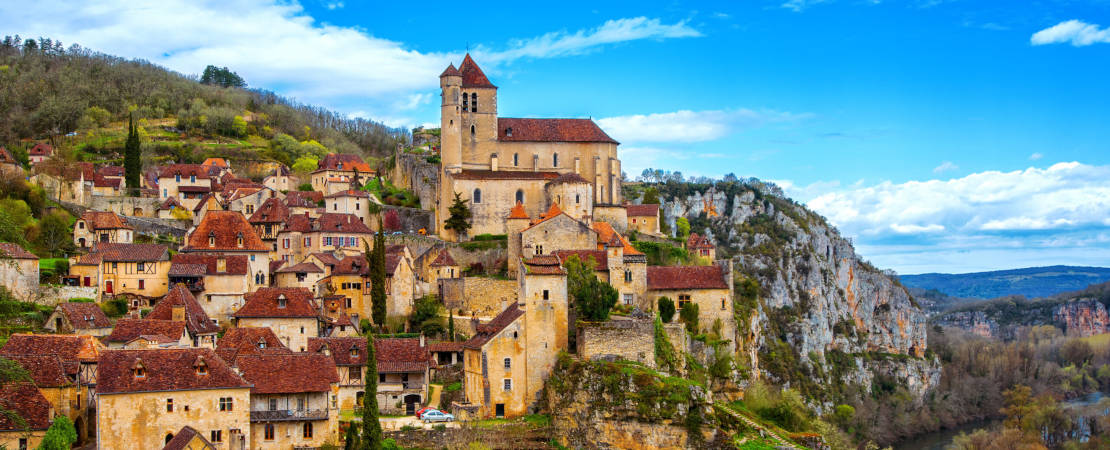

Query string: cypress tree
361 335 383 449
370 218 387 328
448 309 455 342
123 113 141 196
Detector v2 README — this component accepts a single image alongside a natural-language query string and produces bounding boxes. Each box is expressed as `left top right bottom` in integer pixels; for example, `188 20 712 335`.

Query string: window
303 422 314 439
471 93 478 112
536 245 543 255
553 153 559 167
624 270 632 282
678 294 691 309
721 298 727 310
472 189 481 204
297 397 305 411
542 290 549 300
278 296 287 308
350 366 361 381
264 424 275 440
471 125 475 135
304 237 311 247
236 233 243 247
379 373 386 383
503 358 511 369
300 326 305 334
166 398 173 412
624 293 634 305
333 203 338 211
19 438 26 450
210 430 222 443
163 188 168 198
268 398 277 411
576 194 580 204
134 366 145 378
346 298 352 308
138 279 145 290
196 362 207 376
348 237 356 247
208 232 216 247
513 153 518 165
283 239 290 249
190 175 196 183
503 378 512 391
111 262 118 271
78 221 84 229
175 174 181 182
219 397 233 411
462 91 468 110
515 190 524 204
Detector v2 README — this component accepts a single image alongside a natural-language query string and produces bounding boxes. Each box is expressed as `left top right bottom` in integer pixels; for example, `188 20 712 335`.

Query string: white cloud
1031 20 1110 46
782 0 828 12
890 223 945 234
0 1 698 129
597 109 810 144
933 161 959 173
324 1 343 10
1030 152 1044 160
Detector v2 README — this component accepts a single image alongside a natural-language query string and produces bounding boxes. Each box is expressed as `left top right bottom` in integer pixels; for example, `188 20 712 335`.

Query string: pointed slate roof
440 63 460 78
459 54 496 88
507 202 530 220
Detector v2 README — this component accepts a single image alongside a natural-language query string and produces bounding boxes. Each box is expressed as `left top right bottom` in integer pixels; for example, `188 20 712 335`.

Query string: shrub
657 297 675 323
298 183 314 192
68 298 94 303
680 302 700 334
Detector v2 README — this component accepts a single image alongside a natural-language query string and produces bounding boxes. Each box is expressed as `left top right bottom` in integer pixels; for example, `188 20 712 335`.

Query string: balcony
378 382 422 393
250 409 330 422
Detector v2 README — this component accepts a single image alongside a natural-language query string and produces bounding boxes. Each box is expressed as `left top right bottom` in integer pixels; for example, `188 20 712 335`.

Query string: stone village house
0 242 39 301
43 302 113 337
168 254 252 326
181 210 272 290
233 288 321 352
72 211 133 249
69 243 170 302
233 353 340 449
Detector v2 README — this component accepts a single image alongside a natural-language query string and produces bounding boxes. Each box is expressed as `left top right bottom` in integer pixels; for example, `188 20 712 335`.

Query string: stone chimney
419 334 425 348
172 304 185 322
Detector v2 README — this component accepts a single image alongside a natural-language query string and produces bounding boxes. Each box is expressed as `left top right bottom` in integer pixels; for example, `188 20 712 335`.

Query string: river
893 392 1107 450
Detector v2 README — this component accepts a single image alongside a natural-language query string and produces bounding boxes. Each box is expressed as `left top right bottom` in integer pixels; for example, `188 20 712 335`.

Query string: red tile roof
202 158 229 168
325 189 369 198
522 203 571 231
106 319 186 344
453 169 559 181
0 334 101 364
310 252 343 268
317 213 373 234
0 383 53 430
0 242 37 260
507 202 530 220
522 255 566 275
332 255 369 276
439 63 460 78
464 304 524 350
627 203 660 217
158 164 211 179
307 337 366 366
147 285 220 336
170 254 249 276
163 426 214 450
56 302 112 329
97 348 251 394
316 154 373 173
686 233 715 250
285 191 323 208
7 355 71 387
29 143 53 156
216 327 290 363
375 338 430 373
593 222 642 256
158 197 184 211
429 250 457 267
275 262 324 274
498 118 618 144
184 211 268 252
235 353 338 393
548 172 590 185
235 288 319 318
0 147 15 165
646 265 729 290
552 250 608 271
98 165 125 177
89 242 169 262
458 54 496 88
427 341 462 353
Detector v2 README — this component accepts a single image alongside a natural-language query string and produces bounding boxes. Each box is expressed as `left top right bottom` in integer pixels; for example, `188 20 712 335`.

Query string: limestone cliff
1053 299 1110 337
931 282 1110 338
647 180 940 403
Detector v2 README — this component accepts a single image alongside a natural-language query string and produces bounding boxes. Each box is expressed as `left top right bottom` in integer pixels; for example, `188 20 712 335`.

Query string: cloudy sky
3 0 1109 274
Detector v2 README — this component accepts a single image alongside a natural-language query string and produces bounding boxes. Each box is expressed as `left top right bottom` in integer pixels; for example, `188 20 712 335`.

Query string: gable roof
29 143 53 156
317 213 373 234
97 348 251 394
157 196 185 211
275 261 324 274
158 164 211 179
170 254 250 276
498 118 618 144
324 189 369 199
507 202 530 220
0 334 102 365
522 255 566 275
458 54 496 88
202 158 229 168
234 353 338 393
163 426 215 450
106 319 186 344
146 285 220 336
308 337 366 366
523 203 569 231
646 265 729 290
627 203 660 217
439 63 460 78
0 147 16 165
316 154 373 173
55 302 112 329
183 211 268 252
375 338 430 373
429 249 457 267
687 232 715 250
216 327 291 363
284 191 323 208
89 243 169 262
332 255 369 276
0 242 37 260
7 355 71 387
464 303 524 350
0 383 53 430
592 222 642 256
235 288 319 319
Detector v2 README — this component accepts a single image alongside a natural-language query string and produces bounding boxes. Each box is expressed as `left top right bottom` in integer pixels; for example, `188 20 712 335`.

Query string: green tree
0 208 30 248
563 255 618 322
199 65 246 88
410 296 444 336
82 106 111 128
366 222 387 328
448 310 455 342
641 187 660 205
657 297 675 323
679 301 699 334
231 115 248 137
361 336 383 449
297 183 314 192
292 156 319 174
444 192 472 239
676 217 690 239
33 210 73 257
37 414 77 450
124 113 141 195
343 422 361 450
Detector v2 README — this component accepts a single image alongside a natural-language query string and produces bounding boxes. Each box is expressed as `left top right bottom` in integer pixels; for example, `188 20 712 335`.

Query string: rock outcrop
1054 299 1110 337
933 310 998 338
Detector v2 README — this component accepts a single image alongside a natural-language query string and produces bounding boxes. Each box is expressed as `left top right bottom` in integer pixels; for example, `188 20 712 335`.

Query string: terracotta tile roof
98 165 125 177
234 353 338 394
332 313 354 328
0 334 102 364
627 203 660 217
429 250 457 267
158 164 211 179
332 255 369 276
464 304 524 350
0 147 15 164
547 172 590 185
316 154 373 173
177 185 211 193
283 214 312 233
307 337 366 366
317 213 373 234
163 426 214 450
268 260 286 274
275 262 324 274
498 118 618 144
310 252 343 268
217 327 289 359
184 211 268 252
202 158 229 168
592 222 642 255
285 191 323 207
439 63 460 78
686 233 715 250
522 255 566 275
458 54 496 88
90 242 169 262
0 383 53 430
79 211 133 230
65 162 95 182
56 302 112 329
0 242 37 259
147 285 220 336
552 250 608 271
106 319 186 344
29 143 53 156
646 265 729 290
453 169 559 181
170 254 249 276
235 288 319 318
325 189 369 198
507 202 530 219
375 338 430 373
522 203 568 231
7 355 71 387
158 197 184 211
427 341 462 353
385 253 404 277
97 348 251 394
93 174 122 189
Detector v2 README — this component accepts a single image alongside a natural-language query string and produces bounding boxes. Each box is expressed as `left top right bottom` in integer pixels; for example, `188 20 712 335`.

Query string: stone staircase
714 402 803 449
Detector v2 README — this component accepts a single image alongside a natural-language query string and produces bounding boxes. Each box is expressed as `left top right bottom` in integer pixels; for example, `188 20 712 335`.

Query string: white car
421 410 455 423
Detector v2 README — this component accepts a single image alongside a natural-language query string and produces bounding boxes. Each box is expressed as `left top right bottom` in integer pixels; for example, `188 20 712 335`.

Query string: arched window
471 125 475 135
473 189 482 204
513 153 518 166
515 190 524 204
471 93 478 112
165 434 174 445
462 91 468 110
553 153 559 167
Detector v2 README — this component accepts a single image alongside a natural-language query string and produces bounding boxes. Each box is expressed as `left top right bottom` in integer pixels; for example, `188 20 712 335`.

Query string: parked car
415 406 437 419
422 410 455 423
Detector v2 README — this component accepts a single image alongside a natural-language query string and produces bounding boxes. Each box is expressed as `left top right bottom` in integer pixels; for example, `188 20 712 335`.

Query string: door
404 394 420 415
105 281 113 294
495 404 505 418
83 277 91 287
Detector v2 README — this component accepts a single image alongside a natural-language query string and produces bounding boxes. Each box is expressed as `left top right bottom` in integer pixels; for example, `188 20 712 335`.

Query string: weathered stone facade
577 319 655 368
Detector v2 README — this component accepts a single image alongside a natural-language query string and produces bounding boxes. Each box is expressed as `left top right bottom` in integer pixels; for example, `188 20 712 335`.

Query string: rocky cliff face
653 181 939 403
933 311 998 338
1053 299 1110 337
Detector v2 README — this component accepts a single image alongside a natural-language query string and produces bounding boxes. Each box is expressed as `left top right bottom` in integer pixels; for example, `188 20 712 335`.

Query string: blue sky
3 0 1110 274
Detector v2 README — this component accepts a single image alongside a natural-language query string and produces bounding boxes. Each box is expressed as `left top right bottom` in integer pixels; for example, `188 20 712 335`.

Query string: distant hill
900 265 1110 300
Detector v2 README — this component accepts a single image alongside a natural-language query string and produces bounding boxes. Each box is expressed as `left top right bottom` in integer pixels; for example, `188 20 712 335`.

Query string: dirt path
427 383 443 409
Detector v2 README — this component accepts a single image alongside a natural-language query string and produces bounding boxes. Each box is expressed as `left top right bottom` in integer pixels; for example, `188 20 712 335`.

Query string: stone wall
381 206 433 233
87 195 164 218
389 153 440 213
122 216 191 237
577 318 655 368
439 277 518 317
36 286 98 306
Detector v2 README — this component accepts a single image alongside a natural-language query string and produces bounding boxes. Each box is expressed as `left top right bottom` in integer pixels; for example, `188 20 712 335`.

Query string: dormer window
194 357 208 376
278 295 287 308
132 360 146 378
257 339 266 349
175 174 181 182
190 175 196 183
337 162 343 170
350 348 358 358
236 232 244 248
208 232 216 247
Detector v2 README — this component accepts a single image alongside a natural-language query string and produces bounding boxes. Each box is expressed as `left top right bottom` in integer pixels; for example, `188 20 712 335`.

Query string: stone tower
439 63 463 174
506 202 531 265
518 256 568 411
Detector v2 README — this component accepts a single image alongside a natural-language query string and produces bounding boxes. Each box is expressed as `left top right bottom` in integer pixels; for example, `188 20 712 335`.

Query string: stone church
435 54 624 240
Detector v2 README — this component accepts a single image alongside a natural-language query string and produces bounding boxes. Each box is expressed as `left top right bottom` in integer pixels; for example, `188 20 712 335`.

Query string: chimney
419 334 425 348
172 304 185 322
